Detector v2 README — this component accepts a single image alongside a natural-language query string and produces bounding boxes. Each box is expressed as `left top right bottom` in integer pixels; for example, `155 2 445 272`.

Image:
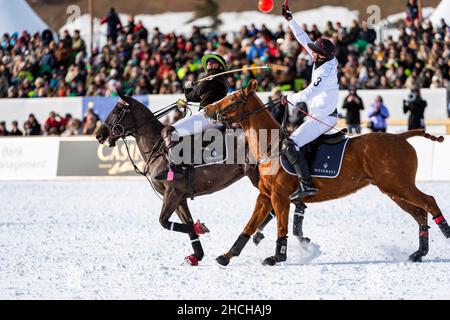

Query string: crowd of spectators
0 3 449 136
1 5 449 100
0 110 99 137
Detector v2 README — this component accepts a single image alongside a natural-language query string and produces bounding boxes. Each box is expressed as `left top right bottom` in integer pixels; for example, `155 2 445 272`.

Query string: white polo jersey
286 20 339 117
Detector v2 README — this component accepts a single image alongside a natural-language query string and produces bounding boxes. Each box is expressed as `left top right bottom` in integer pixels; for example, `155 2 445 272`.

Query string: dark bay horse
96 91 280 265
203 79 449 266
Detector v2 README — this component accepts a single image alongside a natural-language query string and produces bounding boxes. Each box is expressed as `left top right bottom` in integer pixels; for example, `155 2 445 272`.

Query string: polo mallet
194 64 288 84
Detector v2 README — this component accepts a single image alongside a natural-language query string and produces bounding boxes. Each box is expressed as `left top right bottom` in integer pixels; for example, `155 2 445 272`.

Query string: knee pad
281 138 299 162
281 138 297 153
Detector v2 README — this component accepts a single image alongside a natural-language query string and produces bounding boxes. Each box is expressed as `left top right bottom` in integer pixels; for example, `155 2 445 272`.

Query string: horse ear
116 90 130 106
117 89 126 100
126 88 134 97
244 79 258 95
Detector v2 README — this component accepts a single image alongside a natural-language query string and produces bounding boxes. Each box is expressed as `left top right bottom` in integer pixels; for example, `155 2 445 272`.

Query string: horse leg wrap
165 221 194 234
262 237 288 266
189 233 204 261
275 237 288 262
409 226 429 262
252 231 265 246
293 203 307 237
253 211 275 246
434 215 450 238
230 234 251 257
260 211 276 230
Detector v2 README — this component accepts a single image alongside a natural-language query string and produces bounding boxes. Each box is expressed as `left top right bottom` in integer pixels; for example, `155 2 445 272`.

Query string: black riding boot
157 126 185 180
282 138 318 201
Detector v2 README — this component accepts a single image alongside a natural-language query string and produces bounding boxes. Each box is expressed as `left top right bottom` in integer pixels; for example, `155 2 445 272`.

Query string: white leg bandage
173 109 222 137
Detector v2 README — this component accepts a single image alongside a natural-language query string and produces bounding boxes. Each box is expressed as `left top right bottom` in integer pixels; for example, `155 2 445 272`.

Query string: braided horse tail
400 129 445 143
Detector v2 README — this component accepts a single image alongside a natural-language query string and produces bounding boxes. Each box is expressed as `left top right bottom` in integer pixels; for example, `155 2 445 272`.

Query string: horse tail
400 129 445 143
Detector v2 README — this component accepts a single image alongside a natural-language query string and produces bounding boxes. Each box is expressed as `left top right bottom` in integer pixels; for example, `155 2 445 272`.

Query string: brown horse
204 79 449 266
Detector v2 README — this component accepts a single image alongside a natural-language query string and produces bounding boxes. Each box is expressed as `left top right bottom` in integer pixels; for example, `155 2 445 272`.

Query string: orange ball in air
258 0 274 13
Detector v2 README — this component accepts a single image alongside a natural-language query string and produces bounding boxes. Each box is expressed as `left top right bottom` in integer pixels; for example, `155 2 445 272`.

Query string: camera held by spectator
403 88 427 130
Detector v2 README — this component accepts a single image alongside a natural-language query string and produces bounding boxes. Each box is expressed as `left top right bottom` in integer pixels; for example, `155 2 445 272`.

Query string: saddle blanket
169 130 231 168
280 138 350 178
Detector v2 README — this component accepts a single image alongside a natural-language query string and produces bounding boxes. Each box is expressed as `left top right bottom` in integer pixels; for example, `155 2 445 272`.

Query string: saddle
281 129 350 179
154 128 233 195
168 127 230 168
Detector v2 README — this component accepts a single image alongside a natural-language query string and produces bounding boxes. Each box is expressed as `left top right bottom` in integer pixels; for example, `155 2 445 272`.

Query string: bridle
206 89 287 164
207 89 278 126
102 97 164 200
103 99 135 141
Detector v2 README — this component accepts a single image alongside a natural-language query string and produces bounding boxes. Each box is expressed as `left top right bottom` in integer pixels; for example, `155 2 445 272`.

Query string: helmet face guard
201 53 227 70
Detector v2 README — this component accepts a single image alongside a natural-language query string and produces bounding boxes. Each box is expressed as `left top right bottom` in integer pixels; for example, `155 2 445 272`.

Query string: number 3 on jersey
313 77 322 87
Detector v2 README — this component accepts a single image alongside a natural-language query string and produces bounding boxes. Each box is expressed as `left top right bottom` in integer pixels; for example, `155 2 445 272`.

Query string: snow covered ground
0 179 449 300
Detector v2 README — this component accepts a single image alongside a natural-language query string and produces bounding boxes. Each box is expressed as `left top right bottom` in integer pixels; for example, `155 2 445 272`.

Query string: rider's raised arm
288 20 314 58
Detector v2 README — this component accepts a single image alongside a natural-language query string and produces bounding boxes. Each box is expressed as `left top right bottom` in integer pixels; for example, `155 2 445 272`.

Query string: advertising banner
0 138 59 179
57 138 145 176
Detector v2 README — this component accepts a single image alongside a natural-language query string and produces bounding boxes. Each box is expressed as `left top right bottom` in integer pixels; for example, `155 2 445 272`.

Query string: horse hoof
184 255 199 266
408 252 423 263
298 237 310 249
301 237 311 243
253 232 265 246
262 256 277 266
216 255 230 266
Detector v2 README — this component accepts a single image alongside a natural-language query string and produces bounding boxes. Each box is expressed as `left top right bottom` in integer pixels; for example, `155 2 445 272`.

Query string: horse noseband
105 105 133 140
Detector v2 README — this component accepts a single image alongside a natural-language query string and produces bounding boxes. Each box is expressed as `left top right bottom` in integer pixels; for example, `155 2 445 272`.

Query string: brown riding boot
157 126 185 181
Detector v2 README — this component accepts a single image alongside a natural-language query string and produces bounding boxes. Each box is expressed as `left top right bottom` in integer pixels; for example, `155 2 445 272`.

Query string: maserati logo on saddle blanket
281 138 350 178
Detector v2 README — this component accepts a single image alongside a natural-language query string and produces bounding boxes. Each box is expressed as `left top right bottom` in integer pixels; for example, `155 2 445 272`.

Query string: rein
211 90 346 137
285 99 347 135
104 100 166 201
122 136 164 201
210 90 281 126
208 91 284 164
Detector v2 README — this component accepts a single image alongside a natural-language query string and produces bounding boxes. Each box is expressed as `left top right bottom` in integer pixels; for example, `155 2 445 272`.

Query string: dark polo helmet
307 38 336 59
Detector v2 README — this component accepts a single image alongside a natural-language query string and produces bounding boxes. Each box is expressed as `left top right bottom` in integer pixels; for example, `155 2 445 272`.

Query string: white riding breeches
290 115 338 149
172 109 222 137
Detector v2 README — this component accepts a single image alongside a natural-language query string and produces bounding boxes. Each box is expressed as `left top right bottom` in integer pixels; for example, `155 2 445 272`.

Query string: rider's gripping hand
177 99 188 110
282 4 293 21
183 80 193 90
281 96 289 107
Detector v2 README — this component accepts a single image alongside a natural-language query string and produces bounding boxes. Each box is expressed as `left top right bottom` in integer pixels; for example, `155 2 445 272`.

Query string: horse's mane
249 92 281 130
125 95 164 130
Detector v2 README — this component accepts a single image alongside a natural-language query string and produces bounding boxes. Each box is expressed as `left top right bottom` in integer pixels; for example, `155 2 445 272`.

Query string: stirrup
289 182 318 201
